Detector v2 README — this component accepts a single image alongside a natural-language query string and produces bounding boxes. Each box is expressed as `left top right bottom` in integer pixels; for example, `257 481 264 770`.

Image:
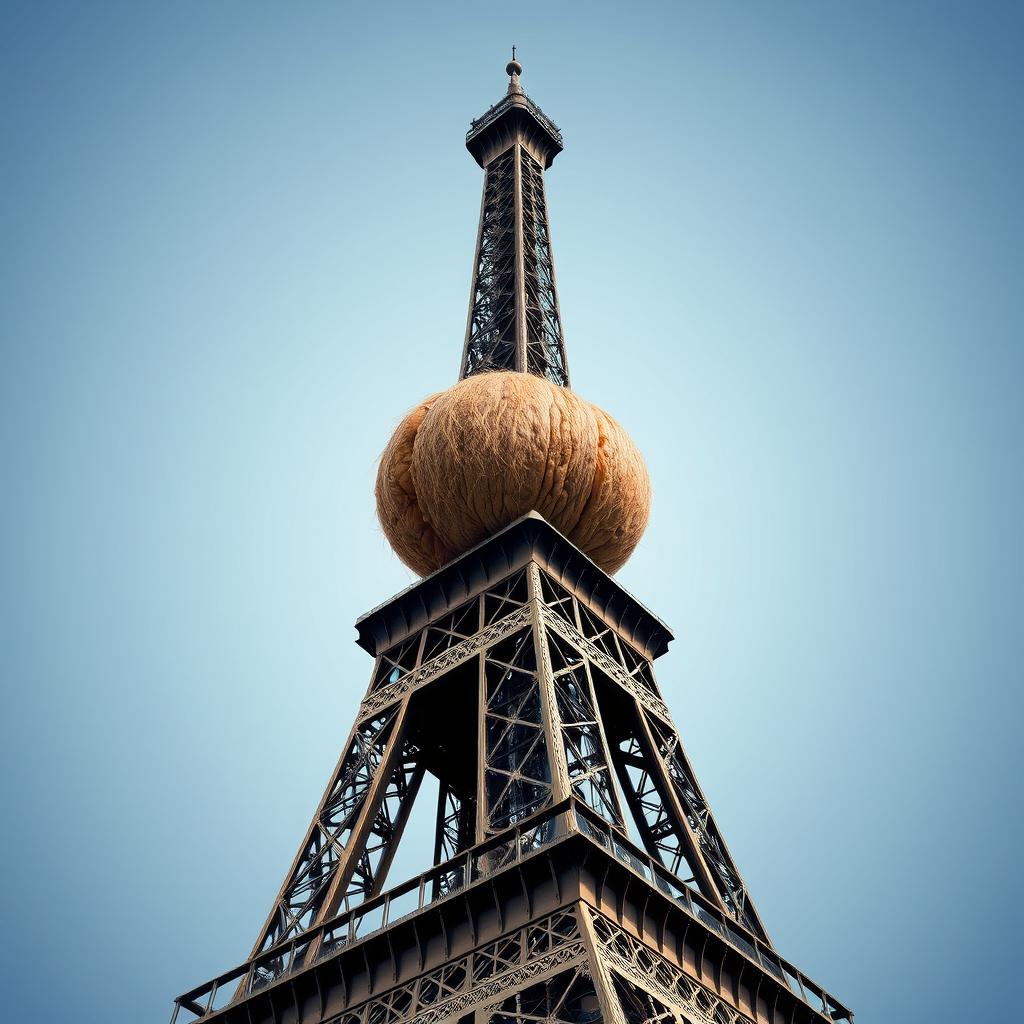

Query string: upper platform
466 78 563 169
356 512 672 662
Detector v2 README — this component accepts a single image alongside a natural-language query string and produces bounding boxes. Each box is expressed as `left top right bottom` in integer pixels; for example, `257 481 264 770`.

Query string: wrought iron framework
236 542 781 992
170 59 852 1024
464 149 518 378
461 72 569 385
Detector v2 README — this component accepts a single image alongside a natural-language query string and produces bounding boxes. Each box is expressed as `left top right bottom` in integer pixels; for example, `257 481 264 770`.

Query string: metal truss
536 569 671 721
645 716 766 940
534 565 767 940
544 629 624 825
332 739 423 912
365 568 529 696
610 975 679 1024
587 909 757 1024
247 738 424 992
434 780 474 864
611 731 698 889
249 573 531 966
314 904 761 1024
520 149 568 386
487 964 601 1024
464 148 518 378
330 909 586 1024
250 558 767 975
432 780 474 899
360 571 530 721
481 626 555 833
461 144 569 386
249 705 406 958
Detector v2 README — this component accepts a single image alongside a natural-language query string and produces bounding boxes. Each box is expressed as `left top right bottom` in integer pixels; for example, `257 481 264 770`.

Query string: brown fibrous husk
375 372 650 576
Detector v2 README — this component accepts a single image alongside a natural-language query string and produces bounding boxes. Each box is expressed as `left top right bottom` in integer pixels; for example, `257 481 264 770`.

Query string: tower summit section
462 53 567 384
376 60 651 577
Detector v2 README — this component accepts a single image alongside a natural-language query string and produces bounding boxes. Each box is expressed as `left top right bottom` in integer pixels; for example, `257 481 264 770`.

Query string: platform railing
172 799 851 1023
571 803 853 1023
466 93 563 146
171 804 572 1022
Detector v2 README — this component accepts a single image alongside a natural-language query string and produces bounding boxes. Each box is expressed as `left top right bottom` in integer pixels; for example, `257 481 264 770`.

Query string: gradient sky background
1 2 1021 1022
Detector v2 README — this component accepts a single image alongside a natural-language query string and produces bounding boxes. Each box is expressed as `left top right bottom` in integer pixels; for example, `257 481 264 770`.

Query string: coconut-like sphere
375 371 650 576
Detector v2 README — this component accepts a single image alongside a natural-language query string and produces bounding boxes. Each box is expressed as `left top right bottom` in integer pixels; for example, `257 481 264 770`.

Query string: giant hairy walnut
375 372 650 576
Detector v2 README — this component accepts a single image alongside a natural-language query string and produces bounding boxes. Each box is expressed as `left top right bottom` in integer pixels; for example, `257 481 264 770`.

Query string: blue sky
1 3 1021 1022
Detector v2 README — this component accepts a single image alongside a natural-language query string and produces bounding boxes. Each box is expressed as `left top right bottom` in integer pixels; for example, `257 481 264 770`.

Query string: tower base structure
172 516 852 1024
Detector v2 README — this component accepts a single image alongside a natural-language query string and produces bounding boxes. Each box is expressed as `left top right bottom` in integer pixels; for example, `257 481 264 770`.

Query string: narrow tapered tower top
462 56 569 385
466 55 563 169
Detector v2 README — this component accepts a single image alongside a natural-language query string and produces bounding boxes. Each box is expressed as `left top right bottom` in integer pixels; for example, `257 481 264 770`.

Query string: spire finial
506 46 523 94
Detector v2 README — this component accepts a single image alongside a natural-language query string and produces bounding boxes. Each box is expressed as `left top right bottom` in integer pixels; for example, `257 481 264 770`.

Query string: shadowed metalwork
250 706 402 956
461 64 569 385
464 149 518 377
483 627 554 832
520 150 568 385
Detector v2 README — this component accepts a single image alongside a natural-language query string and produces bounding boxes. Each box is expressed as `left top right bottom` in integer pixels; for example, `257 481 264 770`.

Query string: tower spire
506 47 523 94
460 56 569 386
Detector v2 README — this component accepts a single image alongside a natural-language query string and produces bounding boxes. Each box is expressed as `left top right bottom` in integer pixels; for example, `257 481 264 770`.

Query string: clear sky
1 2 1021 1022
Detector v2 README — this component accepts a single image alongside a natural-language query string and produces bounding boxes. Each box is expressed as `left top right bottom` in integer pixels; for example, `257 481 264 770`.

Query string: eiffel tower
171 56 853 1024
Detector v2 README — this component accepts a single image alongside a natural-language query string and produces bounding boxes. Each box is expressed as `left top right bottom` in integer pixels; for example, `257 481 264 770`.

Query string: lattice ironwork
333 739 423 913
546 630 623 825
611 731 699 891
461 142 569 386
520 149 568 386
371 634 420 691
485 568 531 624
330 910 585 1024
464 148 518 377
359 572 530 721
251 705 404 957
537 569 671 721
432 781 474 899
483 627 554 833
646 716 764 939
249 557 766 973
610 975 679 1024
533 565 765 936
589 911 756 1024
486 965 600 1024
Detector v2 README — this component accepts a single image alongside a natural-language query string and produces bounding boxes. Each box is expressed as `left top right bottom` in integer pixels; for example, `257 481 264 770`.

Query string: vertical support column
576 656 629 827
578 904 629 1024
512 144 529 373
364 759 426 900
459 160 490 381
636 705 722 903
537 167 570 384
247 699 410 961
534 567 627 827
475 645 488 844
310 698 415 924
528 562 571 804
477 598 559 837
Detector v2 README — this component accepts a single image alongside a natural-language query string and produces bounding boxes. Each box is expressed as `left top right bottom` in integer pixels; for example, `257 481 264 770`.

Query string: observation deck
466 90 563 169
172 801 853 1024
